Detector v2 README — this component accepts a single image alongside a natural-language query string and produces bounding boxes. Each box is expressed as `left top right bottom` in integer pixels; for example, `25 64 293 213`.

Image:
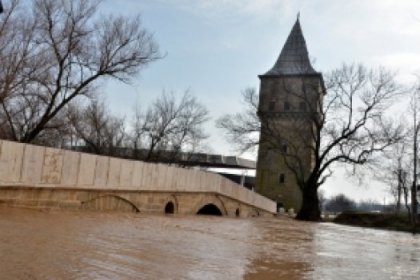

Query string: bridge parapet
0 140 276 214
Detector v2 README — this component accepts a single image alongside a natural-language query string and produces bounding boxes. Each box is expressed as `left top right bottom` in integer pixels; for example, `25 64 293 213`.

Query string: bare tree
218 64 403 221
372 140 411 214
216 88 260 153
130 91 209 163
409 85 420 225
324 194 356 213
0 0 160 143
67 99 126 155
371 85 420 226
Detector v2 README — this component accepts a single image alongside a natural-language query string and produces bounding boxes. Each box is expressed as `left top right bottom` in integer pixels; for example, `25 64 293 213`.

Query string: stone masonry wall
0 140 276 214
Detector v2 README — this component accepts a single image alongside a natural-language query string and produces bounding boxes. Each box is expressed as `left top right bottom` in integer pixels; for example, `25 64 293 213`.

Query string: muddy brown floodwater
0 208 419 280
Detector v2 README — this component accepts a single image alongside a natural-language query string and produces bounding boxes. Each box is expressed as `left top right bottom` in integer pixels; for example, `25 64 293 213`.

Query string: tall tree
130 91 209 163
409 85 420 225
371 140 411 214
67 99 126 155
324 194 356 213
218 64 403 221
0 0 160 143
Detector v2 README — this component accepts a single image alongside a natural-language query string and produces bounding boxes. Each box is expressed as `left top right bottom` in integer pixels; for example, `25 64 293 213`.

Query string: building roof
263 17 318 76
70 146 257 169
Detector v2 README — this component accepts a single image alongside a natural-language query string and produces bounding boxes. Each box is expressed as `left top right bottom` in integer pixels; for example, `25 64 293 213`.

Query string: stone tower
255 17 325 212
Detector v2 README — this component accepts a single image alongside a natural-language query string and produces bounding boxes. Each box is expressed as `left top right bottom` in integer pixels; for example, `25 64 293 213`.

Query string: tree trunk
403 185 412 223
412 182 418 225
296 183 321 221
396 168 402 213
413 108 418 226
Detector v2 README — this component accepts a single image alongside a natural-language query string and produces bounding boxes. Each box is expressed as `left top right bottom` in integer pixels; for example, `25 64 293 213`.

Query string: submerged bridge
0 140 276 217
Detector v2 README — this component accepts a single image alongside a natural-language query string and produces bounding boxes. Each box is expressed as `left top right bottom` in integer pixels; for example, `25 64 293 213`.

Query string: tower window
299 102 306 111
279 174 285 184
269 101 275 111
284 102 290 111
281 144 288 154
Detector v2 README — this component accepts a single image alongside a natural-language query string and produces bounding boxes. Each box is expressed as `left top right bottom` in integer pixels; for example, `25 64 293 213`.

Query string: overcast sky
98 0 420 202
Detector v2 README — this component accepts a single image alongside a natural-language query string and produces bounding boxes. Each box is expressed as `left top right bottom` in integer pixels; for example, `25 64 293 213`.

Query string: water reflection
0 208 419 279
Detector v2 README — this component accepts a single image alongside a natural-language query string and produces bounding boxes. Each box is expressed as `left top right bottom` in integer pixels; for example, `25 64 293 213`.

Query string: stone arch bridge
0 140 276 217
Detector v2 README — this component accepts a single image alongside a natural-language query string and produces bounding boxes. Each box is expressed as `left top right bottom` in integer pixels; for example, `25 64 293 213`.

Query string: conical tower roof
264 17 317 76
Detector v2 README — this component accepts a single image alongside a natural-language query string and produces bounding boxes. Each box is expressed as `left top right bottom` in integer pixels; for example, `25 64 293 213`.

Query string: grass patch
333 212 420 233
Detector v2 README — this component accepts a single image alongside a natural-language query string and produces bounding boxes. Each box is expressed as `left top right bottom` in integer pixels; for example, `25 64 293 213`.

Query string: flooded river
0 208 419 279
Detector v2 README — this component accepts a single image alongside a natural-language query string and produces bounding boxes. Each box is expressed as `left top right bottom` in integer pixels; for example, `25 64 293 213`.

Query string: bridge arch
197 204 223 215
235 208 240 217
194 196 227 216
164 195 178 214
81 194 140 213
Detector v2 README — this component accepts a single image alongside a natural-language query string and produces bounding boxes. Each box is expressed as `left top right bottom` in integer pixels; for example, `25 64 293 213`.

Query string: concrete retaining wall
0 140 276 214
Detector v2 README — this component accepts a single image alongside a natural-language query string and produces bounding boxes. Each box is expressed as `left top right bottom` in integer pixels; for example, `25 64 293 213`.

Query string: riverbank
333 212 420 233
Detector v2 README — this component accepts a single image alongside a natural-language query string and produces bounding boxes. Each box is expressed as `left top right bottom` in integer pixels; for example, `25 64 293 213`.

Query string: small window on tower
269 101 275 111
282 144 288 154
284 101 290 111
299 102 306 111
279 174 285 184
